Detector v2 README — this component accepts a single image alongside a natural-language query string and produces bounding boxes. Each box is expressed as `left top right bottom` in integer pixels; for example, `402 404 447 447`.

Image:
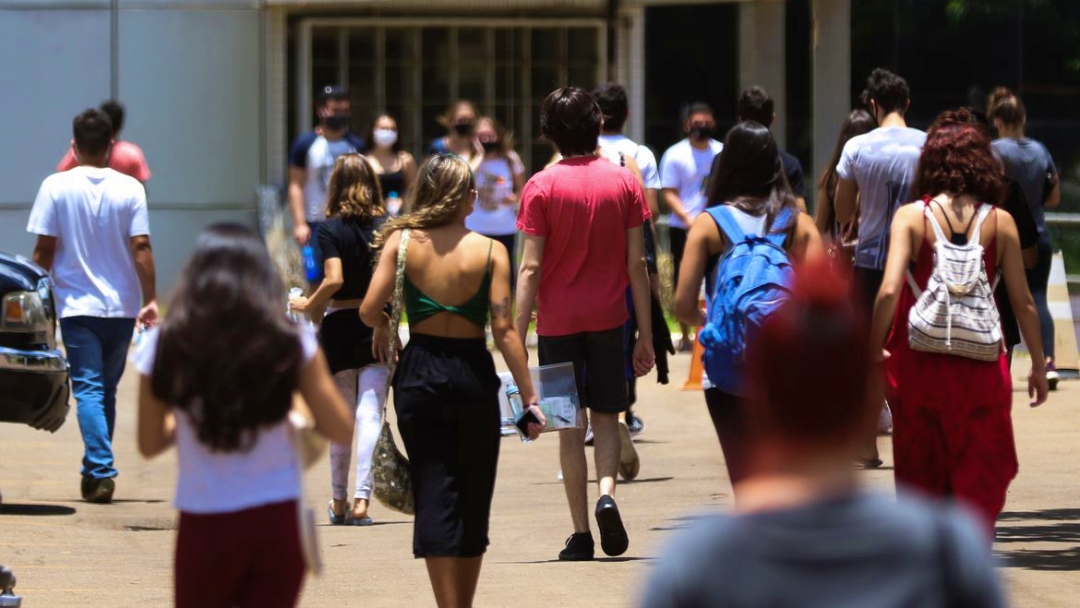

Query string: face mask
480 141 498 153
373 128 398 148
323 114 350 131
454 121 475 136
690 126 714 141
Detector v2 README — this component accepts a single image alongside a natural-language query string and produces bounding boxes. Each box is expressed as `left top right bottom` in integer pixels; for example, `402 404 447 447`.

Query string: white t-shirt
133 325 318 514
598 134 661 190
466 152 525 236
289 132 365 222
836 126 926 270
26 166 149 319
660 138 724 229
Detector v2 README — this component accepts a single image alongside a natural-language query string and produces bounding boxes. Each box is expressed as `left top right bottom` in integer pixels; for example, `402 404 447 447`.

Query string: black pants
669 226 688 298
704 388 750 486
1026 234 1055 359
393 334 502 558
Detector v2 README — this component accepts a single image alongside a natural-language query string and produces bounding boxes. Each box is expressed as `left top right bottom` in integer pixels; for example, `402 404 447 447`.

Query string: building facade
1 0 1075 291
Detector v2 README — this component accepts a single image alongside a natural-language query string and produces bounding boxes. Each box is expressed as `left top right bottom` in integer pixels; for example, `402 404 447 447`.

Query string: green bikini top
404 240 492 329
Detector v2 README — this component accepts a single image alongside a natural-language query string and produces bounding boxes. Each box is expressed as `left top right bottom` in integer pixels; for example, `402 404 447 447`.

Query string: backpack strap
706 205 746 244
968 203 993 245
923 201 951 246
764 208 795 247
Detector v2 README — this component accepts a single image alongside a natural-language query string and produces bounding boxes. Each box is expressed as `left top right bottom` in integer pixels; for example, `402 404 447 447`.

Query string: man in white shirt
660 102 724 351
28 109 158 504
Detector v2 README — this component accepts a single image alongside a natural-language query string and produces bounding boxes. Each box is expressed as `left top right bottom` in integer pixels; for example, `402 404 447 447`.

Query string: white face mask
373 128 398 148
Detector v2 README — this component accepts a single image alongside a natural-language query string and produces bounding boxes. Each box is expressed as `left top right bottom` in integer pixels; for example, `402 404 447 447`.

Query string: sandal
346 515 374 526
327 500 347 525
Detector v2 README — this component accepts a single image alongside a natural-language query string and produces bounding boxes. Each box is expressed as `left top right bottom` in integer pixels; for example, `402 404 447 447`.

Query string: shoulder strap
765 208 795 246
968 204 994 245
707 206 746 243
923 202 950 245
384 229 410 413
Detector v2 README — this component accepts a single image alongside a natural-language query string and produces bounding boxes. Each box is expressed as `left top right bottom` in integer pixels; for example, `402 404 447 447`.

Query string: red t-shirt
57 140 152 182
517 156 650 336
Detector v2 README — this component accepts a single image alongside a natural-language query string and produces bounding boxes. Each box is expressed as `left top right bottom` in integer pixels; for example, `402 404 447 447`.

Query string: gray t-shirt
837 126 927 270
641 492 1005 608
992 138 1057 234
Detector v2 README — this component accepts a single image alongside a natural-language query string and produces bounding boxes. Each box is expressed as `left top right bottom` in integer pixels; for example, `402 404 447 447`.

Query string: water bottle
287 287 307 325
301 244 319 281
505 381 530 443
386 191 402 217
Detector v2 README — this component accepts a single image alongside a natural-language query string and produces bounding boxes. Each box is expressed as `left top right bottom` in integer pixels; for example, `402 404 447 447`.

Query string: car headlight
2 289 50 333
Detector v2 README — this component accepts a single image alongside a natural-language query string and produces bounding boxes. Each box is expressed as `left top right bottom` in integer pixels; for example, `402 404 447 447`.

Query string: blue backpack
698 206 796 396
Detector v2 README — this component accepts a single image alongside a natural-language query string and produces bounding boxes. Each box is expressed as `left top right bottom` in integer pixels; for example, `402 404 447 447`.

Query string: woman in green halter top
360 154 545 608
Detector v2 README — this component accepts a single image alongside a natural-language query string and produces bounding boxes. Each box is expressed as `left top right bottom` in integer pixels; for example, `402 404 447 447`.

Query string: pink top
517 156 649 336
57 140 152 182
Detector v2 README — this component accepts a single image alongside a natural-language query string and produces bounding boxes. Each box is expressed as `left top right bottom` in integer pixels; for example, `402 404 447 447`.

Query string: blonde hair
325 154 386 222
374 154 474 249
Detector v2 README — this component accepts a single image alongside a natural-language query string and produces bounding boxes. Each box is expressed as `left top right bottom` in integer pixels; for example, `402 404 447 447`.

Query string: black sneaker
558 532 595 561
595 495 629 556
81 476 115 504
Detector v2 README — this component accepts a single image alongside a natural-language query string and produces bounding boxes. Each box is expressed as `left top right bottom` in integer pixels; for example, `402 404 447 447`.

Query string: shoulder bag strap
384 229 410 413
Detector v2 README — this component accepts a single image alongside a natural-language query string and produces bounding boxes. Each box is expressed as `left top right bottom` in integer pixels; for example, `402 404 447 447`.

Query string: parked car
0 251 69 433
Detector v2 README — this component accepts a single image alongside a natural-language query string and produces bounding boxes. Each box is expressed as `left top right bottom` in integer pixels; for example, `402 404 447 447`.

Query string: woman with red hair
870 111 1049 536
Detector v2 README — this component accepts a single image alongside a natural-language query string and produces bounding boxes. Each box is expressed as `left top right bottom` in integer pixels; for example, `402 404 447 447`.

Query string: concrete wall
0 1 263 297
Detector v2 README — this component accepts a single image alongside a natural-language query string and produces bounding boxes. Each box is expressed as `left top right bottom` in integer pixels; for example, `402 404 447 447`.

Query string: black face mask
480 141 498 153
323 114 350 132
454 122 475 136
690 126 714 141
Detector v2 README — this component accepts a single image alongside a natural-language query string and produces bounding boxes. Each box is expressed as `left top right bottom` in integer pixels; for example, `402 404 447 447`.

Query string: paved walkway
0 351 1077 606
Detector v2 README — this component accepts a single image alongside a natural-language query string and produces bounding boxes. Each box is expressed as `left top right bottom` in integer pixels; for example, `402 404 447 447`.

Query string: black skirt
393 333 502 558
319 309 376 375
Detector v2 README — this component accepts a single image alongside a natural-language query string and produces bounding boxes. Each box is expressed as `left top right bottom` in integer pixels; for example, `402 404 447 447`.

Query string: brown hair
438 100 479 129
374 154 475 249
986 87 1026 128
477 116 514 159
325 154 386 222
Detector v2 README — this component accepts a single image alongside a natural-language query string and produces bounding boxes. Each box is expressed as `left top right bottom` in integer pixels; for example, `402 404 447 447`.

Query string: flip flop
327 501 346 525
346 516 374 527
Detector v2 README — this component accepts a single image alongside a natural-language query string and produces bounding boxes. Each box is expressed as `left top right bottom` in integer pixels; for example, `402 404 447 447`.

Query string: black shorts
538 326 628 414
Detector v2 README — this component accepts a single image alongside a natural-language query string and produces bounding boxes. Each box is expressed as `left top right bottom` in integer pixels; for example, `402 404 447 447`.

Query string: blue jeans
1025 234 1055 359
61 316 136 479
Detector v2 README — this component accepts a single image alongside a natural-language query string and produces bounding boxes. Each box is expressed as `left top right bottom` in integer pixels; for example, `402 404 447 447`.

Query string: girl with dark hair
871 116 1048 536
674 121 823 491
814 109 876 239
135 223 353 607
426 100 484 171
365 113 417 216
987 87 1062 389
361 154 544 608
289 154 391 526
466 117 526 288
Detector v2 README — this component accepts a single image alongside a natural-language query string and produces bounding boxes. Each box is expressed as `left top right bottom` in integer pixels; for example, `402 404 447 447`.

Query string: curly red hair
912 114 1004 206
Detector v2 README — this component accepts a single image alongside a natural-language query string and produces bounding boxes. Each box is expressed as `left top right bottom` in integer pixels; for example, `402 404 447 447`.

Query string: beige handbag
371 229 415 515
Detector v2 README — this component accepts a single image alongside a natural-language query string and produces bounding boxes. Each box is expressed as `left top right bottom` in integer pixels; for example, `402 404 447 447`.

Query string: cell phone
515 406 541 436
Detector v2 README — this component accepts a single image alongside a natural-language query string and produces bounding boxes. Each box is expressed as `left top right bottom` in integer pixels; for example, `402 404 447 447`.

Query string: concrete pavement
0 350 1077 607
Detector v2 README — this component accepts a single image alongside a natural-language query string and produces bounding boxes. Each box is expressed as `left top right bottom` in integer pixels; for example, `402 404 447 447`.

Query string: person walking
135 224 353 608
833 68 926 467
288 154 390 526
465 116 526 289
361 154 544 608
673 121 822 491
987 87 1063 389
737 86 807 212
57 100 151 184
660 102 724 352
288 86 366 281
870 115 1049 536
516 87 655 561
644 264 1006 608
28 108 158 503
426 100 485 171
365 112 417 217
813 109 875 242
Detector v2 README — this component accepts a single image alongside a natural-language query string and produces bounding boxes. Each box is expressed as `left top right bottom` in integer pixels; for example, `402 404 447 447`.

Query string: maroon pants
175 500 305 608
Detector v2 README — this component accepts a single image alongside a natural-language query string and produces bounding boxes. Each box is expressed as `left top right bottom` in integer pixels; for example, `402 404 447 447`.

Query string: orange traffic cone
681 298 707 391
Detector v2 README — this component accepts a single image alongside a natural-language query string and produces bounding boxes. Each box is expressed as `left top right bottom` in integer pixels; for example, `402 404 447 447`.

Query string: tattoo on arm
491 296 511 320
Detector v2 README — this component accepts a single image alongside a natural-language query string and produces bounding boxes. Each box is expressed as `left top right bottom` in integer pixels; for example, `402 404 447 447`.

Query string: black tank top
378 170 406 198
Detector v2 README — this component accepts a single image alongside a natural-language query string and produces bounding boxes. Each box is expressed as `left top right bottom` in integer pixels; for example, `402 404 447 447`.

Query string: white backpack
907 203 1004 361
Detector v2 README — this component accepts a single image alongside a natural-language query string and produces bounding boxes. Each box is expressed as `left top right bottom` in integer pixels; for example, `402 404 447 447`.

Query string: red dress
885 210 1017 536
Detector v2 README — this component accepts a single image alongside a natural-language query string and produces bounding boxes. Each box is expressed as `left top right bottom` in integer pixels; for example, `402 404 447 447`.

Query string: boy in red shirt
516 87 655 561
